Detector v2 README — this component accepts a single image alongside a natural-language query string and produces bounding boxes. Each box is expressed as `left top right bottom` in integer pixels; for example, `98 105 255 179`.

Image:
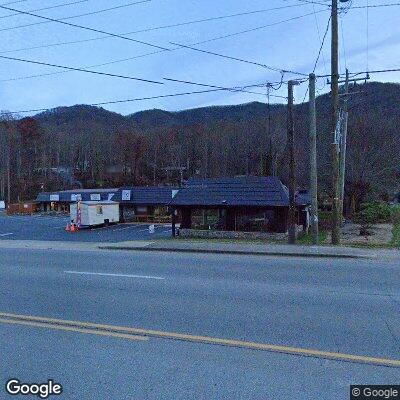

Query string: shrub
318 211 332 230
391 205 400 224
354 202 392 225
391 223 400 248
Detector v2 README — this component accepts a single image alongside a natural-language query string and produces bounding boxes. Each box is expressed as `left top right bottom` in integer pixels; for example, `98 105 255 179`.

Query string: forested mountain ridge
1 81 399 210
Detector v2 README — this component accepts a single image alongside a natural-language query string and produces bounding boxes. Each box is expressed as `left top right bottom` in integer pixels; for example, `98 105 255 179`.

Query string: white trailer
70 201 119 227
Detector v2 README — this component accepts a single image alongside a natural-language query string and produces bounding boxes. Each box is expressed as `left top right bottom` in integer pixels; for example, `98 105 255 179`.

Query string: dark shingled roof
36 188 118 203
170 176 297 207
115 187 177 206
170 176 309 207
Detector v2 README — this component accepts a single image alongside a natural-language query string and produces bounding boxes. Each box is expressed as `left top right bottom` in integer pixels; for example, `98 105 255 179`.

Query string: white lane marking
112 225 141 232
0 233 14 237
64 271 165 280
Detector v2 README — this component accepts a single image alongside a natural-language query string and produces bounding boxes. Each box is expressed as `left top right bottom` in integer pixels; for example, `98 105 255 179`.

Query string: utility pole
309 73 319 245
287 80 296 244
331 0 341 245
6 123 11 205
339 68 349 218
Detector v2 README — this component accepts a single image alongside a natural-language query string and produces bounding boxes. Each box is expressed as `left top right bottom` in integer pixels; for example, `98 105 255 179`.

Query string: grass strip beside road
297 230 328 245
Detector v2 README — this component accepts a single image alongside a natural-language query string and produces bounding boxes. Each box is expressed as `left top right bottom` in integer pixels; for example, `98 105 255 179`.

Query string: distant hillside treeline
0 82 399 212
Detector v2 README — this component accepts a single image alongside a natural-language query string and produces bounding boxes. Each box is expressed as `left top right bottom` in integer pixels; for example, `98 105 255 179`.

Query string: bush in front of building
354 201 394 236
318 211 332 230
391 205 400 224
354 202 393 224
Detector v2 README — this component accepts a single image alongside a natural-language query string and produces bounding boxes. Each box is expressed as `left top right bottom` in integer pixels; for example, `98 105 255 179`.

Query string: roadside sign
122 190 131 201
71 194 82 201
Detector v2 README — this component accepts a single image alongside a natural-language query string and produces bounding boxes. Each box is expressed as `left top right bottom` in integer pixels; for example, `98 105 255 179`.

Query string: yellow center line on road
1 311 399 368
0 318 147 342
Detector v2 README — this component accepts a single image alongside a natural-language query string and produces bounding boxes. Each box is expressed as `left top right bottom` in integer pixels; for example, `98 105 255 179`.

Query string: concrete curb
98 245 372 259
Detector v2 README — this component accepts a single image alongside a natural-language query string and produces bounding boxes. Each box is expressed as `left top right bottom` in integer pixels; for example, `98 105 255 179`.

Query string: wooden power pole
331 0 341 245
287 81 296 244
309 73 319 245
339 68 349 218
6 123 11 205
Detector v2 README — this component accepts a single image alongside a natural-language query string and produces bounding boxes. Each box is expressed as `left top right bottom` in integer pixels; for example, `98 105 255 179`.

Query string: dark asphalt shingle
171 176 291 207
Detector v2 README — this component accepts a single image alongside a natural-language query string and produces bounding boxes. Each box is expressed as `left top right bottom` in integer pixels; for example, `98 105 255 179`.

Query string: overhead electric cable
0 0 29 5
292 0 400 10
190 8 329 47
350 2 400 10
312 3 328 76
0 1 151 32
2 87 271 115
163 77 287 98
312 15 331 73
0 3 169 51
0 0 89 19
340 17 347 70
0 53 163 84
0 9 326 83
170 42 307 76
0 3 325 55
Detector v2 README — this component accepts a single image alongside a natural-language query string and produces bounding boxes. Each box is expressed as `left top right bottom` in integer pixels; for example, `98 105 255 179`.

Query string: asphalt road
1 247 399 399
0 214 171 242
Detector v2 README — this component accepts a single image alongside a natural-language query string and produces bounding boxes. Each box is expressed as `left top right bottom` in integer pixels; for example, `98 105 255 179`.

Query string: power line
312 2 328 76
350 2 400 10
0 53 164 84
340 16 347 71
0 3 168 51
312 15 331 73
189 8 330 47
292 0 400 10
170 42 307 76
2 87 271 115
0 1 151 32
0 0 89 19
0 3 324 55
350 67 400 76
0 0 29 5
163 77 287 98
295 0 330 6
4 68 400 116
0 9 328 83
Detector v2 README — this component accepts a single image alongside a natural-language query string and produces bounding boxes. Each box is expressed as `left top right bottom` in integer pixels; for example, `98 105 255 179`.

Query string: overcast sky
0 0 398 116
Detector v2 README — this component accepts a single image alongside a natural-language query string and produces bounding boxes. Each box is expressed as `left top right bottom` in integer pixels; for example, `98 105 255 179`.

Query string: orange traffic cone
71 223 76 233
65 223 70 232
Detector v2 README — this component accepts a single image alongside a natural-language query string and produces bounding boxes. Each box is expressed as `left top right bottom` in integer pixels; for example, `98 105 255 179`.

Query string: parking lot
0 213 171 242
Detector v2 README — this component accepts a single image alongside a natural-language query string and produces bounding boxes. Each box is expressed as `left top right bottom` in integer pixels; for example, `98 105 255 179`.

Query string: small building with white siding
70 201 119 227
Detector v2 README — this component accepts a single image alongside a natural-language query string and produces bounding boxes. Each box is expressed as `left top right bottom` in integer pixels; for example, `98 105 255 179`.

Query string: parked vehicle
70 201 119 228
